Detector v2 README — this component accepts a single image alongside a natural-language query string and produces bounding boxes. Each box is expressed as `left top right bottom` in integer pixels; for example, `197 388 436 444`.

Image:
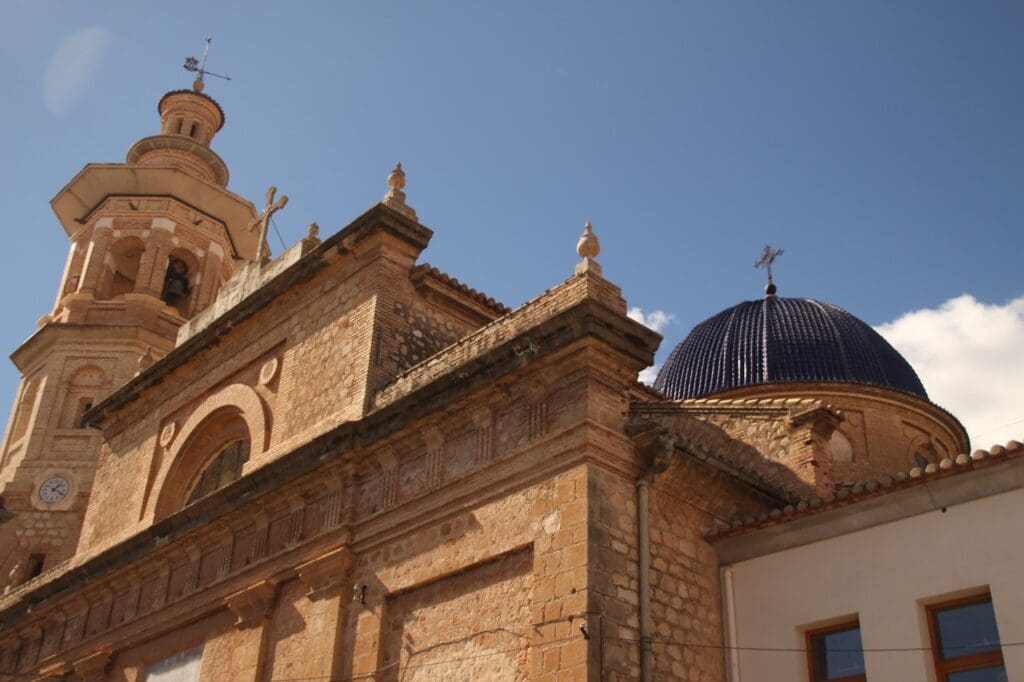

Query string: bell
162 276 189 304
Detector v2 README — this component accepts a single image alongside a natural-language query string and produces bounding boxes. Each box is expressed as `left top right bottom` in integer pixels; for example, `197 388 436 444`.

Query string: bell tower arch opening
161 248 200 317
98 236 146 300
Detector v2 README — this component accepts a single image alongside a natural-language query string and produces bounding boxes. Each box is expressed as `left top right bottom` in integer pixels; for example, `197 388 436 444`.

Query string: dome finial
754 244 784 298
575 221 602 276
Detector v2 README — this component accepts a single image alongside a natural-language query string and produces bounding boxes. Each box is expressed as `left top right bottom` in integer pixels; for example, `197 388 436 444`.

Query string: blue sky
1 2 1021 445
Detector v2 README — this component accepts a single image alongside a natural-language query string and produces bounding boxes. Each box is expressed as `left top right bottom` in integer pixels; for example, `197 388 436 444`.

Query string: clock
39 477 70 504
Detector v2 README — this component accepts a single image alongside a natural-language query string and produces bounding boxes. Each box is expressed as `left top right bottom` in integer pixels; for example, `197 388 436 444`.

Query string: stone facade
0 83 979 682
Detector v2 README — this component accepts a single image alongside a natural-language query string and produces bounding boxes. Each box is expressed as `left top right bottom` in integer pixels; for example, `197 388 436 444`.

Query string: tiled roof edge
412 263 510 315
704 440 1024 540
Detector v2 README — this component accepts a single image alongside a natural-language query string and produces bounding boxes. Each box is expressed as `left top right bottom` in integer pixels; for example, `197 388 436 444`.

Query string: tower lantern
126 87 229 187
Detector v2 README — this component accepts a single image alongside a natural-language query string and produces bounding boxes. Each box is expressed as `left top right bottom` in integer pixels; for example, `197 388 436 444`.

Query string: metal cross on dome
754 244 784 293
183 37 232 90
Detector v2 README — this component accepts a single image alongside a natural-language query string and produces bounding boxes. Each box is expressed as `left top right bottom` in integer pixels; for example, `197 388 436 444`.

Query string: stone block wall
78 231 491 554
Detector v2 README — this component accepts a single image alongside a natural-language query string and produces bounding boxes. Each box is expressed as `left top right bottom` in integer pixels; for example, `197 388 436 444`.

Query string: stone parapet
373 271 630 411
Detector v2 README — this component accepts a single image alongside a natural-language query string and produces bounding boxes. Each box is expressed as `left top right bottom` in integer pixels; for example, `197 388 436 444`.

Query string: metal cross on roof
248 186 288 261
183 37 232 90
754 245 784 296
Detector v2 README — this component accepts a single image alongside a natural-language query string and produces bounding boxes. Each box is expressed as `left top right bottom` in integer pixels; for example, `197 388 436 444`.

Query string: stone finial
575 221 602 276
307 221 320 239
388 163 406 191
192 78 205 93
6 558 29 592
137 347 156 373
382 162 417 220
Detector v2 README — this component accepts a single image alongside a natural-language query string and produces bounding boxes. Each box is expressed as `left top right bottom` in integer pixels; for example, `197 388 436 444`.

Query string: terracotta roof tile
412 263 510 315
704 439 1024 540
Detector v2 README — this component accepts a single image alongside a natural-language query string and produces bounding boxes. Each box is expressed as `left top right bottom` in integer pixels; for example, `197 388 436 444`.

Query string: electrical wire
14 626 1021 682
973 417 1024 438
264 633 579 682
648 482 733 524
269 215 288 252
604 633 1024 653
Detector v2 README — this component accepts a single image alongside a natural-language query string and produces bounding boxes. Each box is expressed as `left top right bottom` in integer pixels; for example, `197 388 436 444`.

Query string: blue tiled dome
653 297 927 400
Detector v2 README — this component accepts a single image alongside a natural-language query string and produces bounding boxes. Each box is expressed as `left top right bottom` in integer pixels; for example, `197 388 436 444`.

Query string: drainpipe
638 434 674 682
722 566 741 682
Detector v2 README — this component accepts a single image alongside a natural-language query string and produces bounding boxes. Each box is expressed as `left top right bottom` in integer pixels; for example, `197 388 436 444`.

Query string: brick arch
171 383 267 457
67 364 106 387
150 383 268 520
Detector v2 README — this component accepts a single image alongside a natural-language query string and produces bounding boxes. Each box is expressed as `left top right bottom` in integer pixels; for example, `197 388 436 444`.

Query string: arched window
185 439 250 505
60 366 105 429
153 390 265 521
9 378 40 444
102 237 145 300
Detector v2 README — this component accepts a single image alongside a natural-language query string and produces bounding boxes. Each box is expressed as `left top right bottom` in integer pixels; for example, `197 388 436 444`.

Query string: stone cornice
10 323 175 374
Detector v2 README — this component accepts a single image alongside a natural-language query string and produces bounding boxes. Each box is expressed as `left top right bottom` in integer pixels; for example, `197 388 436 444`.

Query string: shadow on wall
637 410 816 502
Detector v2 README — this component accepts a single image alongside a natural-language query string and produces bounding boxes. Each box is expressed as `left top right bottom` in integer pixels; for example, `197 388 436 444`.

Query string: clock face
39 477 70 504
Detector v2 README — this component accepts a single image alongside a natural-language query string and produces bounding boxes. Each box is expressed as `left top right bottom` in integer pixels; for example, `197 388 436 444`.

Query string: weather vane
754 244 784 296
183 37 231 92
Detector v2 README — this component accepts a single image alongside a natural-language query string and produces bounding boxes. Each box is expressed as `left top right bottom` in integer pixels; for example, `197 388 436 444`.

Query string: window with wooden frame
927 594 1007 682
806 620 867 681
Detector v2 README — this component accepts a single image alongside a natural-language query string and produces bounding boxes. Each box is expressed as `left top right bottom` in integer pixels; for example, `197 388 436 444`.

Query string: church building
0 78 1019 682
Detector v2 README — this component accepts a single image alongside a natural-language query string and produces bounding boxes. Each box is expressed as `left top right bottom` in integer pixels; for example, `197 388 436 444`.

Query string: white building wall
724 487 1024 682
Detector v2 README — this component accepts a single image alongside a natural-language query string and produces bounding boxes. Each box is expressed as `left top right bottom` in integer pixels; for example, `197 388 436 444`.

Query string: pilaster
77 221 113 296
136 218 175 298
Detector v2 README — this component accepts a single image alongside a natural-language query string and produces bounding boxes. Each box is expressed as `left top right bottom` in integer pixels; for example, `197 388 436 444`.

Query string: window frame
805 619 867 682
926 593 1005 681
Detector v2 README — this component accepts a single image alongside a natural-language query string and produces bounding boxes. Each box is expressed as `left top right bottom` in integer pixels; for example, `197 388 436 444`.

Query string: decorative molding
377 447 398 509
73 648 112 681
258 357 280 386
295 547 355 601
159 421 177 448
423 427 444 489
224 580 277 629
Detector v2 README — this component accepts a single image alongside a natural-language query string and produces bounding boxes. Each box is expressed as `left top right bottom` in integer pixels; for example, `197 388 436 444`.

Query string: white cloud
875 294 1024 450
638 363 661 386
628 306 676 333
43 27 109 115
629 307 675 385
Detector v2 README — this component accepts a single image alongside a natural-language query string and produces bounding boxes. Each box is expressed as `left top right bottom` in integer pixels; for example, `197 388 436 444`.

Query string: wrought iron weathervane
183 37 231 91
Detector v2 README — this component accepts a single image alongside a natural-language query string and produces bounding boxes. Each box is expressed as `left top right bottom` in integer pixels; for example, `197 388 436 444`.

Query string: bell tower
0 81 258 589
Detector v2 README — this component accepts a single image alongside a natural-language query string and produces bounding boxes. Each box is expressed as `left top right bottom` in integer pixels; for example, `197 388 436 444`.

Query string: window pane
948 666 1008 682
146 644 203 681
811 626 866 680
217 444 239 488
185 440 250 506
934 600 1002 659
